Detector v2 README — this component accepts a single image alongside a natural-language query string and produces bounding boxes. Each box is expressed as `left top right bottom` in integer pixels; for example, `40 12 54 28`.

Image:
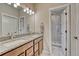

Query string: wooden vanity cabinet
0 36 43 56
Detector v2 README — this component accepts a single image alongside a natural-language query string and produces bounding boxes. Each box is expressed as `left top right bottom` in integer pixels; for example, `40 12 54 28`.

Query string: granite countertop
0 34 43 55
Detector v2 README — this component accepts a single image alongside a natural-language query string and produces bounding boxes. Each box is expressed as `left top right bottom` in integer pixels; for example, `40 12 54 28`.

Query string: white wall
71 4 77 56
0 3 35 36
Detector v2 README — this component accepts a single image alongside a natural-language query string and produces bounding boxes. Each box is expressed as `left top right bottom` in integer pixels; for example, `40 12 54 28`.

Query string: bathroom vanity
0 4 43 56
0 34 43 56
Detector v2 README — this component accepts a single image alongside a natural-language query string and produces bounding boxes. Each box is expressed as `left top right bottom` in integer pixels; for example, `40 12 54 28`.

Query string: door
61 10 67 56
61 5 71 56
75 4 79 56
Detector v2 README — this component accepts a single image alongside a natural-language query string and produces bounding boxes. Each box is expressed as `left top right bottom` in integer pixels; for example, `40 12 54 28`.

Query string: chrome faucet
10 33 14 40
7 32 15 40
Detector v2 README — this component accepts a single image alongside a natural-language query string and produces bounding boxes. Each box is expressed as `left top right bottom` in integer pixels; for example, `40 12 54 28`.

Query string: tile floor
51 46 64 56
41 46 64 56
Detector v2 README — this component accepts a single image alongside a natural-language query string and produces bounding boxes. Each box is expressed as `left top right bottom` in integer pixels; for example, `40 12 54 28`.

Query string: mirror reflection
0 3 35 41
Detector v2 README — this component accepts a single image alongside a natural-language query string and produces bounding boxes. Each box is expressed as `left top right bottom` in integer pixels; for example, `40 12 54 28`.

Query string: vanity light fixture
14 4 17 8
23 8 35 15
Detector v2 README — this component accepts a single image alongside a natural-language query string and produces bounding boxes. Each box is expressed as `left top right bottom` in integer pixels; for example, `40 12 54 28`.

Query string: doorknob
74 36 78 40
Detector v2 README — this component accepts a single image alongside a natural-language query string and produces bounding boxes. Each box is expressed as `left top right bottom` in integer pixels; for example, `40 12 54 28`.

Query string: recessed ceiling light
14 4 17 8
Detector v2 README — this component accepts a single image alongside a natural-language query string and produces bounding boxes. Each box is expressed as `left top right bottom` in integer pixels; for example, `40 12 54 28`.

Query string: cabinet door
26 47 33 56
35 43 38 52
35 51 39 56
39 40 43 55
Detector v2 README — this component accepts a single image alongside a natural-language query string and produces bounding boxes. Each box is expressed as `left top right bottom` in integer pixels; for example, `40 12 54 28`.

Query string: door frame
49 4 71 56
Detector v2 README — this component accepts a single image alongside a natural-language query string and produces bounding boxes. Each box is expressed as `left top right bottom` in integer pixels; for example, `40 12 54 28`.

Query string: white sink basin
0 46 6 52
2 39 25 47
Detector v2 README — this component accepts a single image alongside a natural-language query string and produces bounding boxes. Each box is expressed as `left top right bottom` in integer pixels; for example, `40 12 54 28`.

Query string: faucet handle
7 33 10 35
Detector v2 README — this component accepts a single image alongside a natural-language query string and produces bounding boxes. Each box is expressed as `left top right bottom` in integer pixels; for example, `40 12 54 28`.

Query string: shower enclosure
49 4 71 56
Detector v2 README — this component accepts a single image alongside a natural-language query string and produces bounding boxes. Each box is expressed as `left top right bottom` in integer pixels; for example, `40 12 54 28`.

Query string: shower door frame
49 4 71 56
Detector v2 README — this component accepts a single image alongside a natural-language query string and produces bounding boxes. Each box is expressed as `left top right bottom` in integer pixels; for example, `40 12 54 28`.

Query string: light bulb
26 8 29 11
27 10 29 14
29 10 32 13
23 9 26 12
26 8 30 14
32 11 34 14
14 4 17 8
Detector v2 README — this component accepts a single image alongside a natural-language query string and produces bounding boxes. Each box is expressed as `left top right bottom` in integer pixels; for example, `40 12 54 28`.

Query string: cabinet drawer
27 41 33 48
26 47 33 55
4 47 24 56
22 43 28 50
35 37 43 44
